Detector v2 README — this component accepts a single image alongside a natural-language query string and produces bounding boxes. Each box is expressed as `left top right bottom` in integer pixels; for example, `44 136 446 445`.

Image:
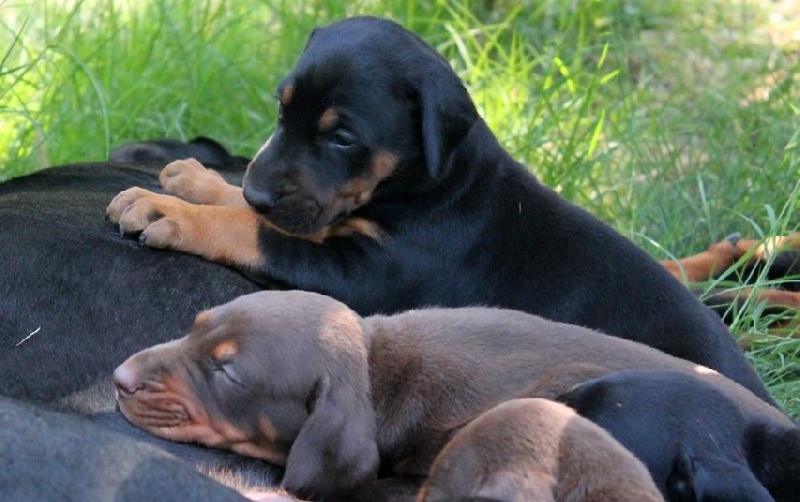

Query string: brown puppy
417 398 663 502
113 291 790 500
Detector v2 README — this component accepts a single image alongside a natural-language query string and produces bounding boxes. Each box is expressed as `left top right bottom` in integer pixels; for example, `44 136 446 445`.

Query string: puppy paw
106 187 198 250
159 158 245 207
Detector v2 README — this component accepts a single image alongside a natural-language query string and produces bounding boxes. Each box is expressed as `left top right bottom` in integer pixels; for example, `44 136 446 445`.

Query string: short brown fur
113 291 789 499
418 398 663 502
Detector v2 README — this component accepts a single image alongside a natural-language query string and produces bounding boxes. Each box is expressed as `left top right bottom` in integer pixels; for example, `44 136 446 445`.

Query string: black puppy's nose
113 364 143 396
243 184 278 211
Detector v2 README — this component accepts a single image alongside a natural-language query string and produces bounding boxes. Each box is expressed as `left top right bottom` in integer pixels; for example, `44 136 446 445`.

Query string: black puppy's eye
329 129 356 148
277 105 284 123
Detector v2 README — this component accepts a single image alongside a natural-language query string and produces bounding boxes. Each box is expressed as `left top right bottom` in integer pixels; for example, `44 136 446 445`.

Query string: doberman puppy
105 16 771 403
559 369 800 502
661 233 800 324
112 290 790 501
418 398 663 502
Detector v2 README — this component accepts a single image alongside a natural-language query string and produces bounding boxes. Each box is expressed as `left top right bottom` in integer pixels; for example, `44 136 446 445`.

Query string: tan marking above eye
194 310 213 328
212 340 239 362
279 84 295 106
318 107 339 132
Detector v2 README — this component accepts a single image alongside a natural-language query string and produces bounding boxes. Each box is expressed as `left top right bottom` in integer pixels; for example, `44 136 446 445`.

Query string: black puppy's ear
665 450 697 502
667 449 773 502
281 374 379 499
302 27 320 52
745 420 800 502
414 62 480 179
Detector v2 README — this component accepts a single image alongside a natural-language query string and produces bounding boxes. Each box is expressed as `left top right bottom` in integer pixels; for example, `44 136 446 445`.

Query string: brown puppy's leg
159 158 249 208
660 234 742 283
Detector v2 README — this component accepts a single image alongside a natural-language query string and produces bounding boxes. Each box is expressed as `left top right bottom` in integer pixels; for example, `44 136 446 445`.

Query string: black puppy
560 370 799 501
105 16 772 403
109 136 249 166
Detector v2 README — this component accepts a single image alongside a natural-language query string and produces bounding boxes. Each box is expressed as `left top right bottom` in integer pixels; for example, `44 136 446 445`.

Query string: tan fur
106 187 264 268
660 239 741 283
160 158 250 208
317 108 339 132
418 398 663 502
661 232 800 283
280 85 295 107
114 291 790 496
107 159 384 249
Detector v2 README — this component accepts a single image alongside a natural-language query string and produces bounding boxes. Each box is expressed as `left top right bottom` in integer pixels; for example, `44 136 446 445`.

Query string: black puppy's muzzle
242 171 301 212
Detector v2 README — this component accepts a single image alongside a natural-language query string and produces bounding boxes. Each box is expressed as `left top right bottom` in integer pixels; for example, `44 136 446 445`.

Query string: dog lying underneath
417 398 663 502
112 290 789 501
559 369 799 502
104 16 772 403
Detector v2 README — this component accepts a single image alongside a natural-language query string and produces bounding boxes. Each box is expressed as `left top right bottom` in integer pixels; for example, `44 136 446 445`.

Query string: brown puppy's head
113 290 379 498
243 16 480 235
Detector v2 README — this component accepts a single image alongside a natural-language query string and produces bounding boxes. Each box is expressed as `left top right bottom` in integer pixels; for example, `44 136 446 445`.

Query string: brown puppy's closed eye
113 291 791 500
418 398 663 502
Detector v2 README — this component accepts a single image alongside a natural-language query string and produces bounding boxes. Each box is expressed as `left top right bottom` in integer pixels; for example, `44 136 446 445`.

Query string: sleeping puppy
104 16 771 403
559 370 799 502
417 398 662 502
112 291 790 501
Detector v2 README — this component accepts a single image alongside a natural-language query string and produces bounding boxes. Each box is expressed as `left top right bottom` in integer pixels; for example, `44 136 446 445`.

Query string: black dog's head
242 16 480 235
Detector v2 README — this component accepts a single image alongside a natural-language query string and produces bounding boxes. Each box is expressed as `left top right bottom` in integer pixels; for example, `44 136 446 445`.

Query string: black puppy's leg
159 158 249 207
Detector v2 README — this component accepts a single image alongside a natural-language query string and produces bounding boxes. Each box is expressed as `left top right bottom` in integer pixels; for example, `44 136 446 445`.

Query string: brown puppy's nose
113 363 143 396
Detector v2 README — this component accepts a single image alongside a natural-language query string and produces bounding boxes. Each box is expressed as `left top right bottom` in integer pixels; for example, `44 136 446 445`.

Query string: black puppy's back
560 370 791 501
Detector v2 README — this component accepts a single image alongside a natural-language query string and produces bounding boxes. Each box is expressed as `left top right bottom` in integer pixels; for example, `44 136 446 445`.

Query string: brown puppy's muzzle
113 350 216 444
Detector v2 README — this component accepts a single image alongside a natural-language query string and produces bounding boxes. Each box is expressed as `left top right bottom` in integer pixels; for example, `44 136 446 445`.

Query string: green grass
2 0 798 415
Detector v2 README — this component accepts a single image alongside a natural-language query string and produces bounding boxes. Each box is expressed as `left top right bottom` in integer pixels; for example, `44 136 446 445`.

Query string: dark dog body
560 370 800 501
0 396 252 502
112 291 790 500
0 162 258 411
106 17 770 402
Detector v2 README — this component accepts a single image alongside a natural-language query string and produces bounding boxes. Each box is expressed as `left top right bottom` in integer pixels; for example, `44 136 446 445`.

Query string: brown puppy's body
113 291 789 500
417 398 663 502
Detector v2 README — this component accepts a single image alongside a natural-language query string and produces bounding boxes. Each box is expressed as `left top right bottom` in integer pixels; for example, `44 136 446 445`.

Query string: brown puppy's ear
281 374 379 499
